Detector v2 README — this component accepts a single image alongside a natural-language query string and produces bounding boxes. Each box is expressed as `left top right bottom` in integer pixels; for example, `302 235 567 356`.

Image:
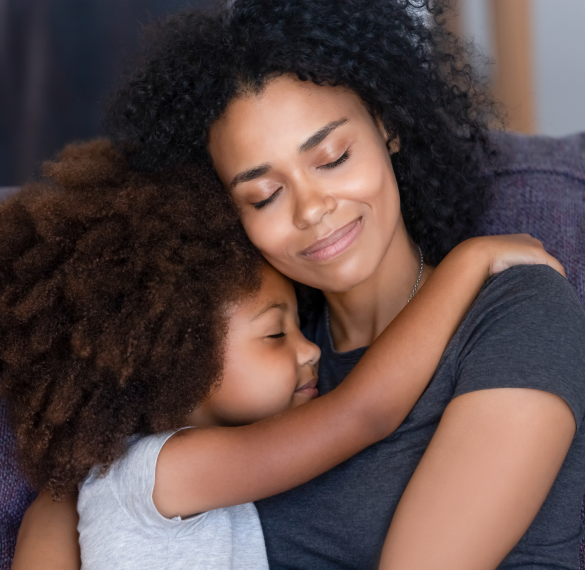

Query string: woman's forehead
208 76 372 181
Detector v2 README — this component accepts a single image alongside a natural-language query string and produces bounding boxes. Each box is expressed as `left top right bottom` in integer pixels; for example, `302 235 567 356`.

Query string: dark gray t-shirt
256 265 585 569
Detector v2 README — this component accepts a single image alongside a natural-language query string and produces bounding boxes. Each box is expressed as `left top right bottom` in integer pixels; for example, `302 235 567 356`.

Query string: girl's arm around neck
154 234 564 518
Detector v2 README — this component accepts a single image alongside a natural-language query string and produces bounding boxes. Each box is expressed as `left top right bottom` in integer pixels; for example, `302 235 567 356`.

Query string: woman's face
208 75 403 292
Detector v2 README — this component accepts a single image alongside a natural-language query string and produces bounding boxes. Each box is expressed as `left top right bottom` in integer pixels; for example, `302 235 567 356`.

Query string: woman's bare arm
11 491 80 570
379 388 575 570
154 235 564 517
379 257 582 570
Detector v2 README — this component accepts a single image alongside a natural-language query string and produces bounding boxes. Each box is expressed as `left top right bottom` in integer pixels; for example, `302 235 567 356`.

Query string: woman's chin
301 253 383 292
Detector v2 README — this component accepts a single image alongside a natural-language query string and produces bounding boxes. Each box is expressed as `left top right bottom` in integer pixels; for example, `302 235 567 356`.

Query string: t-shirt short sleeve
453 265 585 429
79 429 270 569
105 429 189 531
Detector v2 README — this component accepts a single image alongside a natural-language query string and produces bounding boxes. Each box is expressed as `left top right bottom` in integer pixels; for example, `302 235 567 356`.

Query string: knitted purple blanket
1 131 584 568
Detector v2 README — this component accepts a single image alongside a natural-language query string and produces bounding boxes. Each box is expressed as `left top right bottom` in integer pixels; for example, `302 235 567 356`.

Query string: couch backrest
479 131 585 306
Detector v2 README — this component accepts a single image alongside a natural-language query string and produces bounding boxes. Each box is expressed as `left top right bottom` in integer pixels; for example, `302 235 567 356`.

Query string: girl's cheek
264 345 297 389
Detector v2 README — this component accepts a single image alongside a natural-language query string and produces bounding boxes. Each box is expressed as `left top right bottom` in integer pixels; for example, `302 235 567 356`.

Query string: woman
13 1 585 568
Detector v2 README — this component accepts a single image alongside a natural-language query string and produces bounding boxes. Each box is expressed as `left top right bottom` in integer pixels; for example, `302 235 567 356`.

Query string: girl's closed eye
253 187 282 210
268 332 286 339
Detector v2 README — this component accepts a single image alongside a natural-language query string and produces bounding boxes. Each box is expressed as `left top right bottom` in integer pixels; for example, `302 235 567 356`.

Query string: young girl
2 140 562 569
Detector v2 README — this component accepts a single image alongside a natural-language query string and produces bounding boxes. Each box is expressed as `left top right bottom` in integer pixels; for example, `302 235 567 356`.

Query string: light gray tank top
78 430 269 570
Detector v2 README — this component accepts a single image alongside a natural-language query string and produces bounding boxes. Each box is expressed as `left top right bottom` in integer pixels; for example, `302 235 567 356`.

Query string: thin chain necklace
407 245 424 303
325 245 424 332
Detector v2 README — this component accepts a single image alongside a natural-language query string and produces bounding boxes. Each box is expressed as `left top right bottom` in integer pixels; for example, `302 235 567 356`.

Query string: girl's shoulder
77 428 270 568
79 430 179 515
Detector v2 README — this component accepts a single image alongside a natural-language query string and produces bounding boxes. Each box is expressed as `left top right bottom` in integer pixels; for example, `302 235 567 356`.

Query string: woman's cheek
244 216 292 270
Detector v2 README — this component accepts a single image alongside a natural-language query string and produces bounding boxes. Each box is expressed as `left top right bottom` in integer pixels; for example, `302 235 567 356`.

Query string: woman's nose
293 185 337 229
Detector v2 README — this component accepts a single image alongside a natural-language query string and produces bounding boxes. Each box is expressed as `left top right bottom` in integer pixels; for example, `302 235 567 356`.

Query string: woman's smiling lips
295 377 319 398
300 217 362 261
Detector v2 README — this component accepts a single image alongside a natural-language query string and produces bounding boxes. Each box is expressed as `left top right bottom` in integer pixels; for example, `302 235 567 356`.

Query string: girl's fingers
542 255 566 278
487 234 566 278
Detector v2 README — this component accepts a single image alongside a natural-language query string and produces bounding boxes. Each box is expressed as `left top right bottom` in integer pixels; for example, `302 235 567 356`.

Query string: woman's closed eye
251 150 350 210
318 149 351 170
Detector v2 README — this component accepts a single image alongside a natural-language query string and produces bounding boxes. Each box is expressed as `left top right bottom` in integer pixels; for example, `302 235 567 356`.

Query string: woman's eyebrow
298 118 348 154
229 118 349 189
230 163 272 189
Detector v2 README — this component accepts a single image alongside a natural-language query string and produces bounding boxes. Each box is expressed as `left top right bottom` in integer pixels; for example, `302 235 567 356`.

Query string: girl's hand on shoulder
460 234 566 278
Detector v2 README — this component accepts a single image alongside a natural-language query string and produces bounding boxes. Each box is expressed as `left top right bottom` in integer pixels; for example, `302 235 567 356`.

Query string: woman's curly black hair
107 0 500 267
0 139 262 499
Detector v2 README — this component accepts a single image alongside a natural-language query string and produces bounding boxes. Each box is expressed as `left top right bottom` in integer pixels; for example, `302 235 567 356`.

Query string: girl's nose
297 334 321 369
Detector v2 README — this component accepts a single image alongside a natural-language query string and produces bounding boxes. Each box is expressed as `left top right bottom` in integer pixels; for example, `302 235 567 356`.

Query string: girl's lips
295 377 319 398
300 217 362 261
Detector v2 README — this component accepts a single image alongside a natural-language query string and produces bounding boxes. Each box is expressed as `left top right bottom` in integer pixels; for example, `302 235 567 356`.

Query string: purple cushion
478 131 585 569
0 132 584 568
0 400 36 569
479 131 585 306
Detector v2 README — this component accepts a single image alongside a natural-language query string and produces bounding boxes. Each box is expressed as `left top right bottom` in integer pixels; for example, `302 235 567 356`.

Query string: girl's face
191 263 321 427
208 75 403 292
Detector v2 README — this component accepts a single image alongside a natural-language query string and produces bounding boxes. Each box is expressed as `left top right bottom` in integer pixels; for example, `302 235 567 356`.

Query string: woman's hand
459 234 566 277
11 491 80 570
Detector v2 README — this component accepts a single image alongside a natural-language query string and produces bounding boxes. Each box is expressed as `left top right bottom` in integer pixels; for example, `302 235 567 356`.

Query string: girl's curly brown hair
0 139 263 499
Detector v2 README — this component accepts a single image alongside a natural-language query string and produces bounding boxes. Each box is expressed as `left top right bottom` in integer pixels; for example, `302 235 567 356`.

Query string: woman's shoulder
471 264 583 319
446 264 584 360
449 264 585 427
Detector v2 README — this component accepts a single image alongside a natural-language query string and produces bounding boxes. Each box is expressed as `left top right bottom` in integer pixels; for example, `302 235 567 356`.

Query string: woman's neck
324 219 433 352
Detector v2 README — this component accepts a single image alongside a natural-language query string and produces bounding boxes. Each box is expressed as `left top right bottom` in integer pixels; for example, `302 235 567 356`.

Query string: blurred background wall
0 0 218 187
453 0 585 136
1 0 584 186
